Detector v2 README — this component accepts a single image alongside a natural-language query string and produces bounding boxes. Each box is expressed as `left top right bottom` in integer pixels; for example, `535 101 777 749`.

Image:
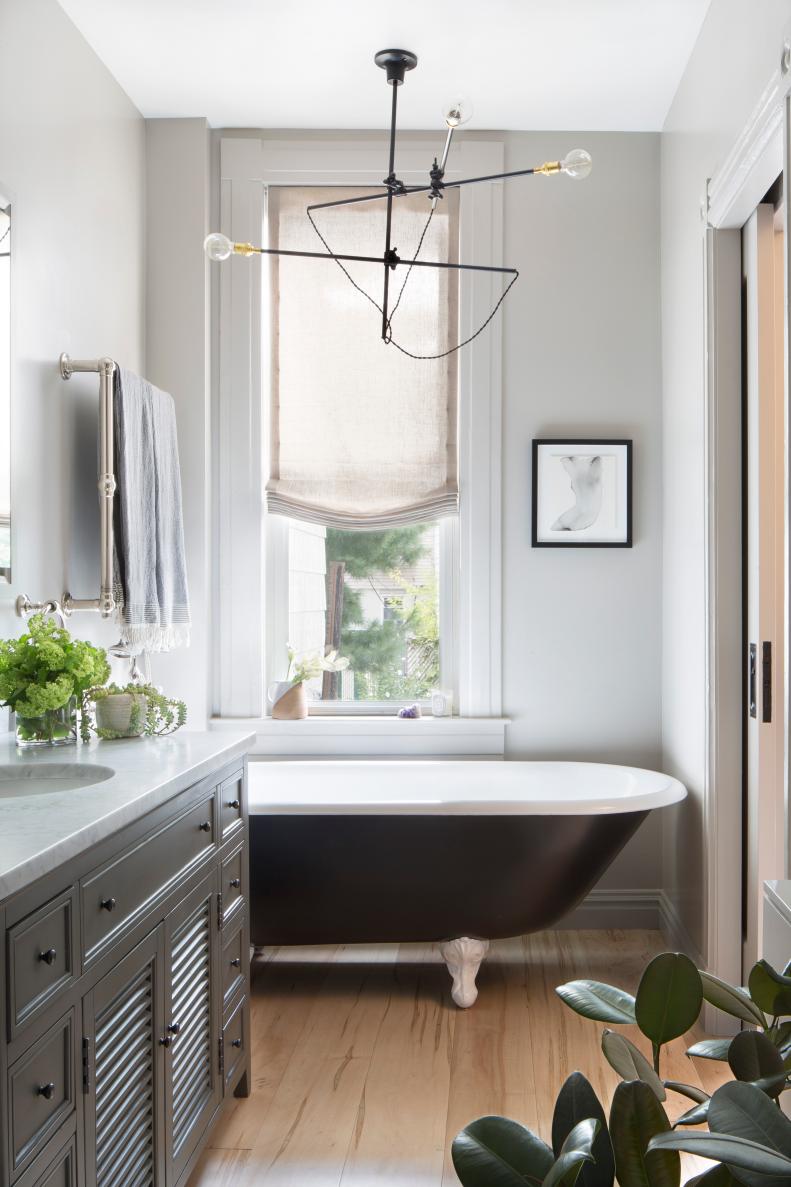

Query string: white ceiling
57 0 712 132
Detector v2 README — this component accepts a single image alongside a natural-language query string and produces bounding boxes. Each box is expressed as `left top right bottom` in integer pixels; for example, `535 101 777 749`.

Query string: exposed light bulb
560 149 593 180
204 232 234 261
443 98 473 128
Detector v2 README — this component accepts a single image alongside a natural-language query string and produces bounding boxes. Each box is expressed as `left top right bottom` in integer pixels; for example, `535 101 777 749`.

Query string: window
265 184 459 712
216 135 504 731
286 518 452 707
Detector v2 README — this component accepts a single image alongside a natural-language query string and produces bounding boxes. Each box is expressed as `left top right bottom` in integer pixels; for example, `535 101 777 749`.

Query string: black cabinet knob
167 1022 182 1035
159 1035 172 1048
227 799 240 810
39 948 57 965
100 897 116 912
37 1083 55 1100
231 1038 242 1049
229 878 241 889
230 957 241 969
198 820 211 832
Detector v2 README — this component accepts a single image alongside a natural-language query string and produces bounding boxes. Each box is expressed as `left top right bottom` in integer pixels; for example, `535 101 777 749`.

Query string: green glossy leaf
663 1082 709 1104
608 1080 679 1187
748 961 791 1018
543 1120 599 1187
452 1116 555 1187
552 1072 614 1187
601 1031 666 1101
635 953 703 1048
727 1031 785 1096
672 1099 709 1127
699 970 767 1028
709 1080 791 1187
647 1132 791 1178
770 1020 791 1059
555 981 636 1025
685 1167 739 1187
685 1038 732 1061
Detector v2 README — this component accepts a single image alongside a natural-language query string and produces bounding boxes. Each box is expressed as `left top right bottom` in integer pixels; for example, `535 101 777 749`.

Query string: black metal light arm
228 242 517 276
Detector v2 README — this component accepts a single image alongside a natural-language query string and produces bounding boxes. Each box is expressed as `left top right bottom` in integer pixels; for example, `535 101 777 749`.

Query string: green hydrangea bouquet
0 614 110 747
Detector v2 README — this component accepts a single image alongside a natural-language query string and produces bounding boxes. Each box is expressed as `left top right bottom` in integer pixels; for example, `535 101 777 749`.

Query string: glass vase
15 697 78 748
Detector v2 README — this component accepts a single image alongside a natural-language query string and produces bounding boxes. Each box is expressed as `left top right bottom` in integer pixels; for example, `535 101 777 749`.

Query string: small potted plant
0 614 110 748
268 646 349 719
81 682 187 741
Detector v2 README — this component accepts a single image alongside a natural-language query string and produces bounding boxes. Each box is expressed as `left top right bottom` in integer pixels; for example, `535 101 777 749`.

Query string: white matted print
532 440 632 547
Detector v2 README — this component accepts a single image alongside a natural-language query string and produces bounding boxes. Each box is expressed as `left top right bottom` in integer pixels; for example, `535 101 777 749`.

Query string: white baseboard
559 888 662 930
657 889 705 967
559 889 708 962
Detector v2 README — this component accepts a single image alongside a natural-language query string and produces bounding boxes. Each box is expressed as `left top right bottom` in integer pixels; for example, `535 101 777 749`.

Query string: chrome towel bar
15 353 117 621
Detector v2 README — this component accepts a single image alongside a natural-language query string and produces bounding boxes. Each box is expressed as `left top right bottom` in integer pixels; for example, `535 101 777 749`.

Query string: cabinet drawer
219 772 244 839
222 920 245 1010
16 1134 76 1187
221 844 245 925
221 994 246 1091
8 1010 75 1177
8 888 76 1037
81 791 216 963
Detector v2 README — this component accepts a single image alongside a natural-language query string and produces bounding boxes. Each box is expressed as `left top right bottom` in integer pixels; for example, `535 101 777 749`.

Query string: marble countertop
0 730 255 900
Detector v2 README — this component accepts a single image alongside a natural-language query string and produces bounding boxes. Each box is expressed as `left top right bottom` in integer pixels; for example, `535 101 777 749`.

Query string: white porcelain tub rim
247 759 686 816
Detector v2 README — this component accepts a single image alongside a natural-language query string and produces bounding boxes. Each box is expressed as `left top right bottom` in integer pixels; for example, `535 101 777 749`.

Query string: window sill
209 715 510 758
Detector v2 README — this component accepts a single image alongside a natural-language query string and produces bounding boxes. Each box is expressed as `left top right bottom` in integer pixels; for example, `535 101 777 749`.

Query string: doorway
742 193 786 977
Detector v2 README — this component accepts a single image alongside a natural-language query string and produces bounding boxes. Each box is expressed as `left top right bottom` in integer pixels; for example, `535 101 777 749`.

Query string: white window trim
213 134 505 752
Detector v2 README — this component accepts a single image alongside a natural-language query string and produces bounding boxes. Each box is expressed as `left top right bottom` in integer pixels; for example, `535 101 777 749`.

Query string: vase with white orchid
270 646 350 719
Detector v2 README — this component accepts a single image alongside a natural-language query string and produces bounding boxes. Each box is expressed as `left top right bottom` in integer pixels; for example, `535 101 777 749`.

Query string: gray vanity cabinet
163 872 221 1185
82 926 166 1186
0 753 251 1187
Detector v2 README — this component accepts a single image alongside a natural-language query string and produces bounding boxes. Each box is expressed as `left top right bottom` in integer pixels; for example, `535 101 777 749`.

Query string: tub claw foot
440 937 490 1008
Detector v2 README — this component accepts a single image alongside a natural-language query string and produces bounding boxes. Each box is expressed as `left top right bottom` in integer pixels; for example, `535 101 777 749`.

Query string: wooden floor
189 930 729 1186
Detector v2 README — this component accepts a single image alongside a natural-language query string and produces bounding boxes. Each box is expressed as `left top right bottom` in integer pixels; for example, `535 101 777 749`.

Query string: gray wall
502 131 663 891
145 119 212 725
661 0 791 962
0 0 145 657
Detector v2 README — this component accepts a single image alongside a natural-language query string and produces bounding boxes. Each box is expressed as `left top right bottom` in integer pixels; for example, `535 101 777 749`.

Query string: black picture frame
531 438 633 548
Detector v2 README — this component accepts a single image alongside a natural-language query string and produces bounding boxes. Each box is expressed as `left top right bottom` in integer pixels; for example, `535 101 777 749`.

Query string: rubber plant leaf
684 1168 739 1187
771 1020 791 1060
685 1038 732 1061
451 1115 555 1187
552 1072 615 1187
684 1167 739 1187
608 1080 680 1187
663 1082 709 1104
646 1133 791 1181
727 1030 785 1096
748 961 791 1018
635 953 703 1048
555 981 636 1025
543 1119 599 1187
698 970 767 1028
709 1080 791 1187
601 1030 666 1101
672 1099 710 1127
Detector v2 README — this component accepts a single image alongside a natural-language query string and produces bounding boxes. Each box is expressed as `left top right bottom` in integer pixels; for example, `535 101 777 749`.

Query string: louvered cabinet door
82 926 166 1187
163 872 221 1185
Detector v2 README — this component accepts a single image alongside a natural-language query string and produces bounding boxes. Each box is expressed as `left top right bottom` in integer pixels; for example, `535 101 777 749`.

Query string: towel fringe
120 622 191 654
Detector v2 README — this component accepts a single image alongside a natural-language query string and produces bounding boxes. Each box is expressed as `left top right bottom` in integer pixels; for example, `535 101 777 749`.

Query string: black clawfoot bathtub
247 760 685 1006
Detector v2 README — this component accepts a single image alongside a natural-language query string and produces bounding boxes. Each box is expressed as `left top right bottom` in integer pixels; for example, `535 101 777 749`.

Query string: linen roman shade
265 186 459 529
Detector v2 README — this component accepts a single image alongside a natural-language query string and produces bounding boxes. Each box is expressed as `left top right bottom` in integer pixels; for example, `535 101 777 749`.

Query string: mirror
0 196 9 583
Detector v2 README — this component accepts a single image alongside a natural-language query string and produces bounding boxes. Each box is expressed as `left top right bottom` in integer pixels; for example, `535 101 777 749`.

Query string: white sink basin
0 763 115 798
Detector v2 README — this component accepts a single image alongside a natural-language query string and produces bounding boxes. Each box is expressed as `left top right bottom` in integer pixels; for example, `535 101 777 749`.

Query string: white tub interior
248 759 686 816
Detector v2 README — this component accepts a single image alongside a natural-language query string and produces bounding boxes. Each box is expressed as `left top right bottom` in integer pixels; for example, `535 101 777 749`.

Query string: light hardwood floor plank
189 930 734 1187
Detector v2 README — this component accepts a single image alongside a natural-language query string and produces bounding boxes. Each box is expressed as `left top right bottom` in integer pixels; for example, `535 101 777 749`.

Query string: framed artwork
532 439 633 548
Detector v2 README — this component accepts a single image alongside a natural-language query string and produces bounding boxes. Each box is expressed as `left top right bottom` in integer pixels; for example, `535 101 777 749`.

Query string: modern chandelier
204 48 592 359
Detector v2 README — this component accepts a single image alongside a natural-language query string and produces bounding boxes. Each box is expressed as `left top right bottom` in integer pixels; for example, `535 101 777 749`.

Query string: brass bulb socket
534 161 562 176
232 242 258 257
